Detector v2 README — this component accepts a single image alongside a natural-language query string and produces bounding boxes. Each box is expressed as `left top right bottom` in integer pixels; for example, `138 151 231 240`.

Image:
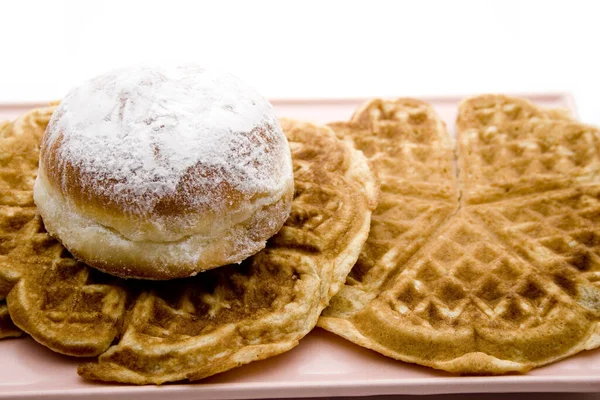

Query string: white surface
0 0 598 125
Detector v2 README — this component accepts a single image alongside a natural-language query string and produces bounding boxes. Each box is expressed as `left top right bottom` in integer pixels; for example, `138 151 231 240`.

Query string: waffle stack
320 95 600 373
0 109 376 384
0 107 58 339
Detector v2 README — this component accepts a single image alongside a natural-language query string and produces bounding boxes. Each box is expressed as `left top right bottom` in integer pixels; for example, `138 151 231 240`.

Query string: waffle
0 109 376 384
322 99 458 319
0 107 58 338
319 95 600 374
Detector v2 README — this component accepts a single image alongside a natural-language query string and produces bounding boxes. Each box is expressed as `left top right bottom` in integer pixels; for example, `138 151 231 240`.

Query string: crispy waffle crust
0 109 376 384
319 95 600 374
0 107 59 339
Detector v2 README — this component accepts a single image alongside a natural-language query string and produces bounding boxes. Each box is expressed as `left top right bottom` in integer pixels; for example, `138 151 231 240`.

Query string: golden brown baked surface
319 95 600 374
35 67 295 279
0 107 57 339
0 109 376 384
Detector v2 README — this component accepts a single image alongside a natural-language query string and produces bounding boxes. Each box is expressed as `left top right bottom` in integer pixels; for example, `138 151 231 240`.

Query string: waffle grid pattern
320 95 600 374
0 109 376 384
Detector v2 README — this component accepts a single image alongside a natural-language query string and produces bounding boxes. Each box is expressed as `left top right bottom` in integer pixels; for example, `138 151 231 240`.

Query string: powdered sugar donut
34 66 294 279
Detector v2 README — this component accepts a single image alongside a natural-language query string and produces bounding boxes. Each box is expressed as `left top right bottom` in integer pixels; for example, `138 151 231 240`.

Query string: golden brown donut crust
34 67 294 279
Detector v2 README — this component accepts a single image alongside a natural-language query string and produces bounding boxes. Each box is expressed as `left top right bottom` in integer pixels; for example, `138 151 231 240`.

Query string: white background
0 0 598 124
0 1 599 398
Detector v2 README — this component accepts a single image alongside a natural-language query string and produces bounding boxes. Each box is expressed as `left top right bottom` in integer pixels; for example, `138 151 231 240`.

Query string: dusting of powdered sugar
44 66 289 217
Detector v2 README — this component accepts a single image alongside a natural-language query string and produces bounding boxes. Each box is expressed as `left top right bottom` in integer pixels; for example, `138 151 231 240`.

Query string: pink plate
0 93 595 399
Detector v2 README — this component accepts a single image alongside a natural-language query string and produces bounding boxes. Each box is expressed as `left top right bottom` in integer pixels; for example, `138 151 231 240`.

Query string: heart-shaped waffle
320 95 600 374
